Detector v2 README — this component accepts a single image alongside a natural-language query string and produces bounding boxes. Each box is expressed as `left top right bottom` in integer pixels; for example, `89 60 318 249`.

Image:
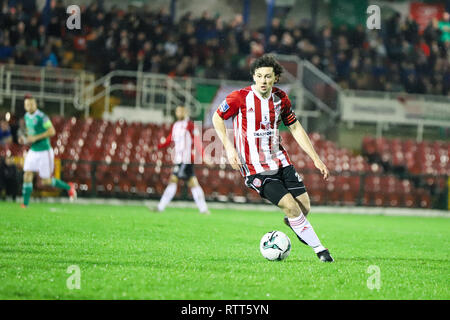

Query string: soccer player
151 105 210 214
212 55 334 262
19 95 76 207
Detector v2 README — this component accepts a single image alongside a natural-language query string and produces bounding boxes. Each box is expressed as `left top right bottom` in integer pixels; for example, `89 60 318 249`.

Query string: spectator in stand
0 1 448 95
438 12 450 43
0 120 12 145
0 37 13 62
265 34 279 53
40 44 58 67
0 153 19 202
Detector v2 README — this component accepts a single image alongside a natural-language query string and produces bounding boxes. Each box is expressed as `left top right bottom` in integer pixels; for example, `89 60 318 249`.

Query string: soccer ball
259 231 291 261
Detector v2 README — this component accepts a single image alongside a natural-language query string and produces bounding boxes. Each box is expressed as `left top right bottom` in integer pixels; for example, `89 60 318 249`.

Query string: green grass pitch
0 202 449 300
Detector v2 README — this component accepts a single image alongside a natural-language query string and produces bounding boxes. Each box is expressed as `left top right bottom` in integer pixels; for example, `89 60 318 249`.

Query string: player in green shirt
438 12 450 42
19 95 77 207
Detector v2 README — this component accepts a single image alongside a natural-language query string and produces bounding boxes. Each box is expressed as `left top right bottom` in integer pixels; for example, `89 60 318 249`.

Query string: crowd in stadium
1 1 450 95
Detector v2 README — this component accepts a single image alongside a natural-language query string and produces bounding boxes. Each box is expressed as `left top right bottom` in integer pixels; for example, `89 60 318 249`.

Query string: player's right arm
156 132 172 150
18 135 26 144
212 92 242 170
212 112 240 170
20 118 55 145
26 125 55 144
151 126 173 152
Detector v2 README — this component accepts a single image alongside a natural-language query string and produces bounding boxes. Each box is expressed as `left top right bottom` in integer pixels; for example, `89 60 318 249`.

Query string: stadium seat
309 190 325 205
342 191 358 206
365 176 381 193
327 190 342 206
387 193 402 207
17 116 445 210
417 192 432 209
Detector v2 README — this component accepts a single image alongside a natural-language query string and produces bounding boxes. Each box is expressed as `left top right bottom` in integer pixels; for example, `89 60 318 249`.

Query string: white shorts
23 149 55 179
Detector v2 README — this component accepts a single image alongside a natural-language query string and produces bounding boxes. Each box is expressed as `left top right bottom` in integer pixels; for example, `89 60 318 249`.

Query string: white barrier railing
341 89 450 141
74 70 204 118
0 64 94 115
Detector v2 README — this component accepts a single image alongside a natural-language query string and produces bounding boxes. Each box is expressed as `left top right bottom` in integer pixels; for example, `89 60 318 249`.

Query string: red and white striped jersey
157 119 202 164
216 85 297 176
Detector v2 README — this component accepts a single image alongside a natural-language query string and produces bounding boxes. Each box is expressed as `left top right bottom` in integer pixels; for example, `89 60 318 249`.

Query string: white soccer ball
259 231 291 261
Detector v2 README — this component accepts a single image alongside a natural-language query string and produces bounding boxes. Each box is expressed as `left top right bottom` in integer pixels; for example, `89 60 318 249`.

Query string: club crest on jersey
219 100 230 113
260 121 271 130
253 178 262 188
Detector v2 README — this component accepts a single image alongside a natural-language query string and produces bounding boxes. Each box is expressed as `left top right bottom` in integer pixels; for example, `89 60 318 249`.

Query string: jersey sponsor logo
254 120 273 137
254 130 274 137
219 100 230 113
253 177 262 188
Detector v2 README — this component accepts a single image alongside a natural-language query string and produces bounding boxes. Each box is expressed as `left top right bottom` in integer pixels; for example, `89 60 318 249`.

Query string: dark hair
250 54 283 82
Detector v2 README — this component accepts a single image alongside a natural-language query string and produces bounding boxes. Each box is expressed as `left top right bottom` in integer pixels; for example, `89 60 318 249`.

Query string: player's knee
169 175 178 184
283 201 302 218
41 178 52 186
296 193 311 216
23 172 33 182
302 203 311 216
187 177 198 188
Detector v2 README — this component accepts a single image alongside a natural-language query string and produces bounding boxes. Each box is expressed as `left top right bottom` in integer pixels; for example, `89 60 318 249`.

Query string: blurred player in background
19 95 77 207
151 105 210 214
212 55 334 262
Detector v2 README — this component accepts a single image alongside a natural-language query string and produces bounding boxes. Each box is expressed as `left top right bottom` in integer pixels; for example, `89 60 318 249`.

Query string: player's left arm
288 120 329 180
26 120 55 144
279 91 329 180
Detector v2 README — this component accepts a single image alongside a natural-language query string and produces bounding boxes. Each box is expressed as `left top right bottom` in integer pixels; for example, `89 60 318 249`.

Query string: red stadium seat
342 191 358 206
38 116 448 209
361 192 371 206
365 176 381 193
404 194 416 208
327 190 342 206
309 190 325 205
247 189 262 203
372 192 385 207
387 193 402 207
418 192 432 209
